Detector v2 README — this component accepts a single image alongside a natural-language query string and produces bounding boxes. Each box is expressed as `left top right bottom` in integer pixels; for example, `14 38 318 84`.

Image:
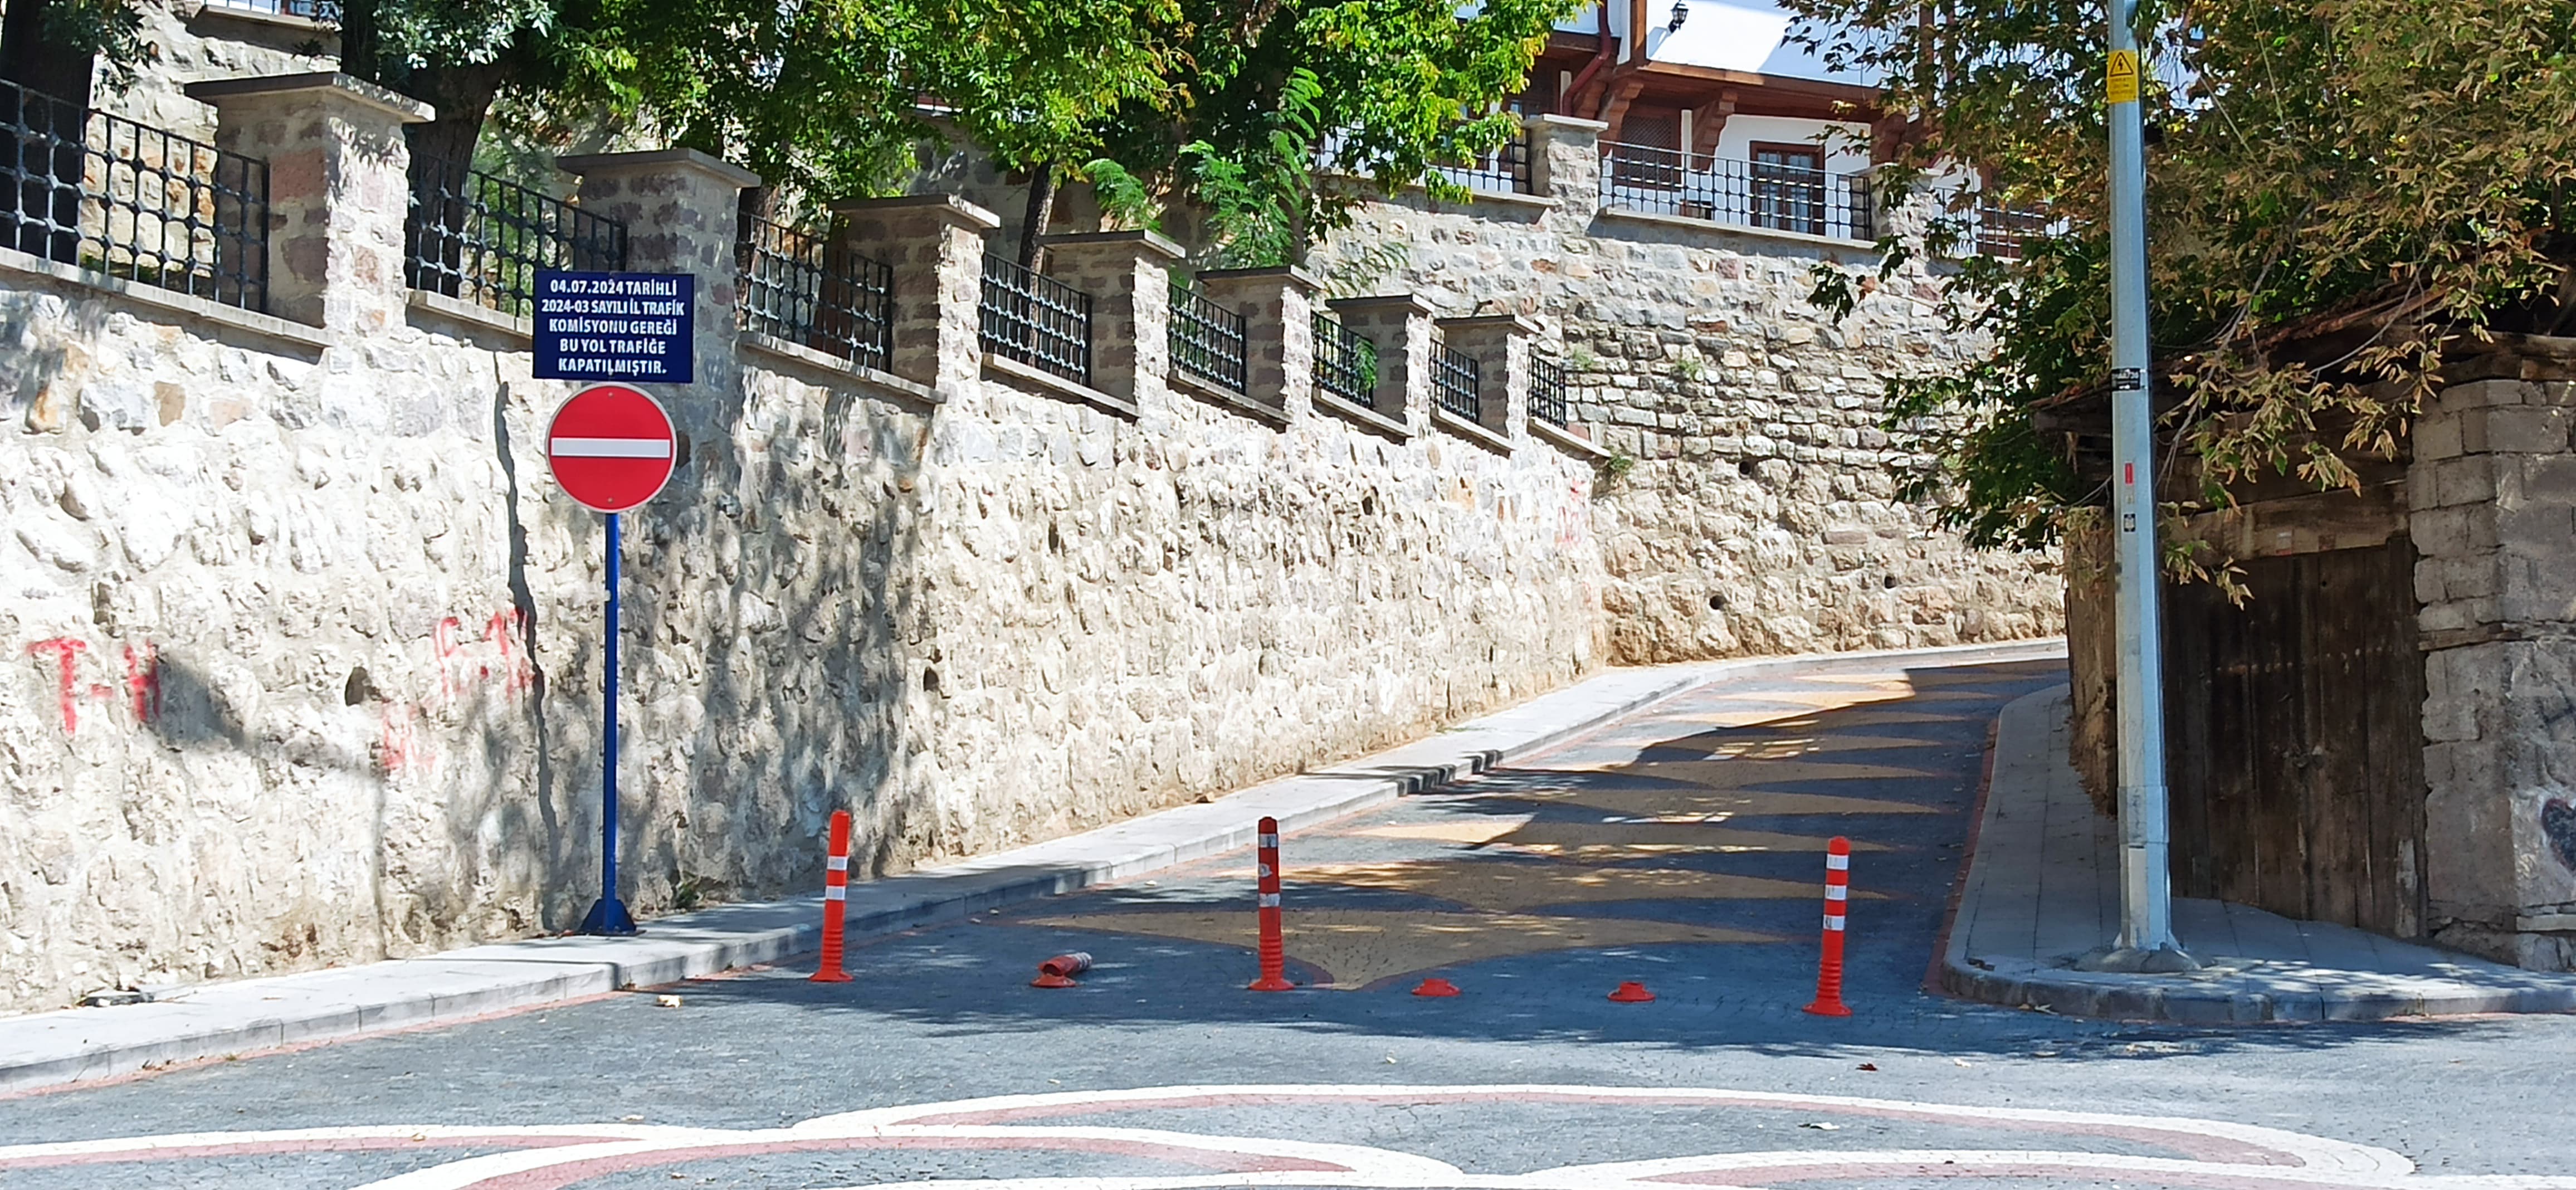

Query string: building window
1751 142 1826 236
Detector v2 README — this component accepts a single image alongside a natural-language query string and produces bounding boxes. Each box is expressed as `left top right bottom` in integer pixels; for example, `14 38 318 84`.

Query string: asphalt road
3 655 2572 1189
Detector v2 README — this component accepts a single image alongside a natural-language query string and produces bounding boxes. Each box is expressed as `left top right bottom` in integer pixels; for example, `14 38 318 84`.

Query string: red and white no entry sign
546 383 677 513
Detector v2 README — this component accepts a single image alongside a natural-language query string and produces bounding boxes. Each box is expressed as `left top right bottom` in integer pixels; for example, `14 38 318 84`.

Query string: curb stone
0 638 2063 1094
1939 685 2576 1023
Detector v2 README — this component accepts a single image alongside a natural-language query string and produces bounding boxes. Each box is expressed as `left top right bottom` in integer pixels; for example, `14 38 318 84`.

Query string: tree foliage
1087 0 1573 267
1786 0 2576 548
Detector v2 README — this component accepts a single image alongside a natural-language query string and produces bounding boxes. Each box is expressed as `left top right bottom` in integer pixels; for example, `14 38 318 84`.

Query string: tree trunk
397 63 509 297
1017 162 1056 271
336 0 382 84
1 0 97 107
1 0 94 265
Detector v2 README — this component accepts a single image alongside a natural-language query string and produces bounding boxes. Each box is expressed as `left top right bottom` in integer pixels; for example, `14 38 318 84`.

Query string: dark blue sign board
533 270 696 383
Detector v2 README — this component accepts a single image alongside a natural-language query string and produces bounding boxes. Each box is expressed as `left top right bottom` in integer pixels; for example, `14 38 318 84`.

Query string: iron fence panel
0 77 269 311
406 158 628 317
736 215 894 372
1312 313 1379 408
1433 342 1480 422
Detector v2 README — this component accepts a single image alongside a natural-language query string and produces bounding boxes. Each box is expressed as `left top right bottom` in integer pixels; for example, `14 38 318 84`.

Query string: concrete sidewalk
1939 685 2576 1023
0 640 2058 1095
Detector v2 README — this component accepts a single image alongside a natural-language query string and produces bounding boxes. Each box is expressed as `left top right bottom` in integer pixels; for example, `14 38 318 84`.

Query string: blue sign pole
579 511 638 935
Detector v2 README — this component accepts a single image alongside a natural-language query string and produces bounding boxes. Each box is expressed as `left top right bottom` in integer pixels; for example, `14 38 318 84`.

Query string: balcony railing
1168 281 1247 393
199 0 336 17
1432 342 1480 422
1529 355 1569 427
1599 143 1875 242
1312 313 1379 408
736 215 894 372
0 77 270 311
979 253 1092 387
406 158 627 317
1427 133 1532 196
1971 203 2058 264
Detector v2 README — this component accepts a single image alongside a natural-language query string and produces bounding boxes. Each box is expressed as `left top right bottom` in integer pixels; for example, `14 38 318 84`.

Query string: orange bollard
1248 817 1293 991
1608 981 1656 1003
810 810 853 983
1803 835 1853 1017
1412 978 1461 997
1032 952 1092 988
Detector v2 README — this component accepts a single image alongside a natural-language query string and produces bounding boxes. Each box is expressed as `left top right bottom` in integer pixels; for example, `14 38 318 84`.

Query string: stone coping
1041 228 1188 262
1311 388 1412 441
1168 365 1288 427
830 193 1003 231
985 353 1139 420
1592 205 1882 257
1399 182 1561 216
1937 684 2576 1022
558 149 760 189
0 640 2067 1096
1432 407 1514 456
1530 417 1613 461
407 289 532 344
184 71 434 124
739 331 940 407
0 245 330 354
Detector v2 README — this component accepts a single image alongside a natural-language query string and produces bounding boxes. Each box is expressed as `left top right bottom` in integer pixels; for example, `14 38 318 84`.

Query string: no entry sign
546 384 677 513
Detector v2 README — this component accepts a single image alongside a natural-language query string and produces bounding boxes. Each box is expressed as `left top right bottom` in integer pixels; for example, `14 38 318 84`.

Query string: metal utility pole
2098 0 2193 972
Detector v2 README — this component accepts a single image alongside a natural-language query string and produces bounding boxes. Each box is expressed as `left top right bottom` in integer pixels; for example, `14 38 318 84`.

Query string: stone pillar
2410 370 2576 968
1040 230 1184 404
830 196 998 398
559 149 760 391
186 72 432 333
1435 314 1536 437
1197 266 1322 414
1526 114 1606 220
1328 294 1435 431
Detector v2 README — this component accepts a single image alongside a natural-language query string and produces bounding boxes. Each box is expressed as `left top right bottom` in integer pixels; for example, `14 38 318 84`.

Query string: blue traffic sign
534 270 695 383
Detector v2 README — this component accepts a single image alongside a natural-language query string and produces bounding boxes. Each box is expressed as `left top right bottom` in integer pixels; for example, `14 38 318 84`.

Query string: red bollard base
809 967 852 984
1032 973 1078 988
1802 997 1851 1017
1412 978 1461 997
1608 981 1656 1003
1247 975 1294 992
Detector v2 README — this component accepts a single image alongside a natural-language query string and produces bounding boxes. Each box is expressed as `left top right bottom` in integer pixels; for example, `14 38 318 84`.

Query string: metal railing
1312 312 1379 408
1433 342 1481 422
1599 143 1875 242
1168 281 1247 393
406 157 628 317
1972 203 2057 264
1428 133 1531 196
978 253 1092 387
199 0 336 18
1530 355 1569 427
0 77 269 311
736 215 894 372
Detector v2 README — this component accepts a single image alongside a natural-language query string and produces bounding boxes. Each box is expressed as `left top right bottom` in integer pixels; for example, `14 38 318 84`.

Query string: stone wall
1306 117 2062 662
0 76 1607 1012
2410 343 2576 969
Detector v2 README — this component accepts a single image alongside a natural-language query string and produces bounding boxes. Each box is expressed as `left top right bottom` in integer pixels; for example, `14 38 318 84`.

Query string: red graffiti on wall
26 638 87 732
380 701 422 774
483 608 533 694
433 616 465 701
124 642 160 724
25 637 160 734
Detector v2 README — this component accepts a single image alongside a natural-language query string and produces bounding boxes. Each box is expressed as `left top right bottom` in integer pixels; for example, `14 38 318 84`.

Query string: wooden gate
2162 538 2428 938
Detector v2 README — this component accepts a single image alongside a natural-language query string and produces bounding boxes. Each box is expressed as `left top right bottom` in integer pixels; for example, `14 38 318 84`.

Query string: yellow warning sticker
2106 50 2140 105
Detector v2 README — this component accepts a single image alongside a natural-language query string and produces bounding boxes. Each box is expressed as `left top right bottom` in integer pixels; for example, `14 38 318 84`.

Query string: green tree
1089 0 1573 267
1787 0 2576 549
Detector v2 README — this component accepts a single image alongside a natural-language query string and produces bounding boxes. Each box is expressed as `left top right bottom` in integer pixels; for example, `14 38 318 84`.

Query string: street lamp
1668 1 1689 31
2094 0 2197 976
